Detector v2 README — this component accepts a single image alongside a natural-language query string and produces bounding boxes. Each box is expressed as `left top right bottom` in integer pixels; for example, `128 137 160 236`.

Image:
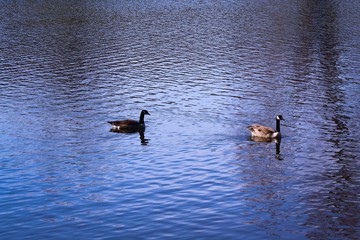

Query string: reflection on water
1 0 360 239
110 129 150 145
249 137 283 161
297 1 360 239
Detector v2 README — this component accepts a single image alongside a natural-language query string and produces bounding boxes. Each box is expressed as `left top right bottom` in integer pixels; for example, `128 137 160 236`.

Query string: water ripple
1 0 360 239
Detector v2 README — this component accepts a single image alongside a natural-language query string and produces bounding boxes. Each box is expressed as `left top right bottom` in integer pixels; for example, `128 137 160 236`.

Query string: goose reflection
249 136 283 160
110 128 149 145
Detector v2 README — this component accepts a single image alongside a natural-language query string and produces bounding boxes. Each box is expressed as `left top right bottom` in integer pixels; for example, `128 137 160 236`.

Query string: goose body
247 115 284 139
108 110 150 131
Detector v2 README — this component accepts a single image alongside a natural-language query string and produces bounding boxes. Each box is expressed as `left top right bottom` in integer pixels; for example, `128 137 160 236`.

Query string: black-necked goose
247 115 284 138
108 110 150 131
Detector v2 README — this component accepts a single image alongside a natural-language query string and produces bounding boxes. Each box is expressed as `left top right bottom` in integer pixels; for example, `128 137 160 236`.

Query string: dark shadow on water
298 1 360 239
249 136 283 160
110 128 149 145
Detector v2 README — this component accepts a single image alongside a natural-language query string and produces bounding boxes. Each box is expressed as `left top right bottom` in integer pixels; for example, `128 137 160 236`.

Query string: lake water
1 0 360 239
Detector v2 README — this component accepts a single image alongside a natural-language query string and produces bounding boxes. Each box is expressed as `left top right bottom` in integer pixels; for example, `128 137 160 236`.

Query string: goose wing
108 119 139 127
247 124 276 138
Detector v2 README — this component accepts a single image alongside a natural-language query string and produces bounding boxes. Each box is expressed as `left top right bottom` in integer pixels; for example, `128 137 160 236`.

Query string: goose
108 110 150 131
247 115 284 139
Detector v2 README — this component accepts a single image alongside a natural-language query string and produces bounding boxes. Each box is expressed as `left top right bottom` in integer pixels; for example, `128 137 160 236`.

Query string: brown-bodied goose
108 110 150 131
247 115 284 138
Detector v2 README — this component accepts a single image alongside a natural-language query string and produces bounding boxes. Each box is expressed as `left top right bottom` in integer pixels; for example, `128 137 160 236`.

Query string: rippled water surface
1 0 360 239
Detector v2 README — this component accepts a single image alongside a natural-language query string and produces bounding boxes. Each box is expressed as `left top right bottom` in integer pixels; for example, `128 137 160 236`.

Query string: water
1 0 360 239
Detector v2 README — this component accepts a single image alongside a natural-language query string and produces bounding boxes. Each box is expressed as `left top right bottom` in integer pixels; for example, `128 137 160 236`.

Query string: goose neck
276 119 281 132
139 112 145 124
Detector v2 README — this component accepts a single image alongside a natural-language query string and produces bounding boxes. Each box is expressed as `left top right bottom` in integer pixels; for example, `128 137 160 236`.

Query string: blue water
1 0 360 239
